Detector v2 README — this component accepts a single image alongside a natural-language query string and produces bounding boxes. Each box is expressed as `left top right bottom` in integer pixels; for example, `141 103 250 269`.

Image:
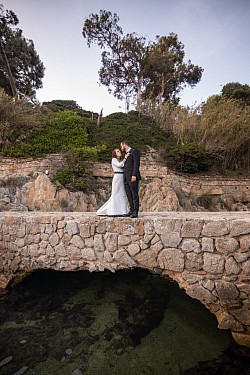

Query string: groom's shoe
130 211 138 218
123 210 134 217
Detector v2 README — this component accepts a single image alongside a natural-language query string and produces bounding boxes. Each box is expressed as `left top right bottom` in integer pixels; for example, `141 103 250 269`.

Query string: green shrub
164 142 213 173
88 111 168 159
3 111 90 157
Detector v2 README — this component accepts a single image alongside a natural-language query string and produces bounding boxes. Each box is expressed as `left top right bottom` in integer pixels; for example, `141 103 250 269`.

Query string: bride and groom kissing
97 140 141 218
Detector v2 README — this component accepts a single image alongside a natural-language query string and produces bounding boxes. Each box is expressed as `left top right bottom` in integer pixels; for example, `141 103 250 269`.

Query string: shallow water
0 269 249 375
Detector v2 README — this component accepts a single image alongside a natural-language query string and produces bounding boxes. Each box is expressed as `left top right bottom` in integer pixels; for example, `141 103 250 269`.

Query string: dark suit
123 148 141 212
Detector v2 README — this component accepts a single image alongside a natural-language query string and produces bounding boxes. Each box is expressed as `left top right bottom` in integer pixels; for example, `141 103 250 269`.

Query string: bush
3 111 90 157
88 111 168 159
164 142 213 173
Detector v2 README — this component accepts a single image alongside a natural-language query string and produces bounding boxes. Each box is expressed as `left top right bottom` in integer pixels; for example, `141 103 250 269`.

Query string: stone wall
0 153 249 206
0 211 249 347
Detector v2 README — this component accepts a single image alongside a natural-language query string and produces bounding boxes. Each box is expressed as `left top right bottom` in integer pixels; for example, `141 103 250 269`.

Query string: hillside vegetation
0 89 250 189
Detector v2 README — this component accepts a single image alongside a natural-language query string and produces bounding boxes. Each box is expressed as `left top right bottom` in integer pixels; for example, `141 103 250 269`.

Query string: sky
5 0 250 115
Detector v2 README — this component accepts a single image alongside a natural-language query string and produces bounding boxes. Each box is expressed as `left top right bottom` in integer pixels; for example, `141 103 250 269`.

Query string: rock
12 367 28 375
215 281 239 300
186 284 217 303
140 180 180 211
202 220 229 236
113 249 137 267
203 253 225 274
215 237 239 253
65 349 73 355
161 232 181 248
0 356 12 367
181 239 201 253
158 248 184 272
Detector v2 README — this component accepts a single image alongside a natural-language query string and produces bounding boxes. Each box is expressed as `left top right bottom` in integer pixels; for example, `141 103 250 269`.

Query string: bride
96 148 129 216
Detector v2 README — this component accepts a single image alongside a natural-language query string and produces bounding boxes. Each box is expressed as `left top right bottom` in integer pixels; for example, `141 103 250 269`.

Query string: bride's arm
112 157 128 167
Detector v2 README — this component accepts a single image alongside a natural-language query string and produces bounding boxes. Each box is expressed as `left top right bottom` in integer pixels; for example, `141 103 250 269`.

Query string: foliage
3 110 90 157
0 89 48 151
141 95 250 172
163 142 213 173
53 145 105 192
222 82 250 106
88 111 169 159
42 100 99 121
42 100 82 112
0 4 45 100
198 97 250 170
142 34 203 104
82 9 203 108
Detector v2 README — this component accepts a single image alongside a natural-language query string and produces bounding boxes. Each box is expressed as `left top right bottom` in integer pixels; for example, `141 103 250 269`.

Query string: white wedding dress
96 158 129 216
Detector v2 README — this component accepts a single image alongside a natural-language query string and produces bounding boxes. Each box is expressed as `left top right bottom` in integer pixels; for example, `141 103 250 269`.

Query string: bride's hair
112 148 121 160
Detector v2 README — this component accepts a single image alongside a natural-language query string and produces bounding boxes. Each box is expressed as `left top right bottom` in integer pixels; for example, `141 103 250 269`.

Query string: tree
222 82 250 106
82 9 203 108
42 100 83 112
142 34 203 103
0 4 45 100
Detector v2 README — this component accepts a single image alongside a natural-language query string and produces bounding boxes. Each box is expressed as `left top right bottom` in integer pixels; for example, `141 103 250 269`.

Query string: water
0 269 249 375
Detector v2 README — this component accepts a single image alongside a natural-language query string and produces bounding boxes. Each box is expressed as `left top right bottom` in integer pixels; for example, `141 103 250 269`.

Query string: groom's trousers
124 179 139 212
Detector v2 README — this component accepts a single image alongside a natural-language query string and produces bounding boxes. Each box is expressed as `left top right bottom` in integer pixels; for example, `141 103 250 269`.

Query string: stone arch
0 212 250 347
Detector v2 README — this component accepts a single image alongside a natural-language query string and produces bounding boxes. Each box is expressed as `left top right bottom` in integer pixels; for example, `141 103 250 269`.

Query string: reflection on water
0 269 249 375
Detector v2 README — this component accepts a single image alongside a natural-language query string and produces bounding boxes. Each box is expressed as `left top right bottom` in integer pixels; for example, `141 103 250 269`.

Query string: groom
120 140 141 218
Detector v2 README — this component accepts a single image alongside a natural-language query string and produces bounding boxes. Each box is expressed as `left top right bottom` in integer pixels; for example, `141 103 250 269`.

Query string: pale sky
5 0 250 115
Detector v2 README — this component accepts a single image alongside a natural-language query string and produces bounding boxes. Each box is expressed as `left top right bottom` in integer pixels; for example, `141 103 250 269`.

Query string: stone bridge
0 212 250 347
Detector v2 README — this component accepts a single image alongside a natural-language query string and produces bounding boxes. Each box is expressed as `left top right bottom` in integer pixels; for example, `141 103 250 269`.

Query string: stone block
68 245 82 259
118 235 131 246
201 237 214 252
144 234 154 244
45 224 54 235
185 253 203 271
217 311 244 332
66 221 79 236
161 232 181 248
113 249 136 267
203 253 225 274
94 234 105 251
103 250 112 262
215 281 239 300
225 257 241 275
143 220 155 234
122 223 136 235
241 260 250 275
151 241 164 252
181 239 201 253
104 232 118 252
55 243 67 257
79 223 90 238
182 271 204 284
181 220 203 237
57 220 65 229
70 235 85 249
186 284 217 303
96 220 107 234
151 234 160 245
158 248 184 272
202 220 229 236
49 233 60 247
127 243 140 257
230 220 250 236
240 234 250 252
215 237 239 253
202 279 215 291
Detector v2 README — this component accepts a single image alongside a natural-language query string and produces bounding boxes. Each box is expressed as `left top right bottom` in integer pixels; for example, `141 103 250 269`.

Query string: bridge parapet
0 212 249 346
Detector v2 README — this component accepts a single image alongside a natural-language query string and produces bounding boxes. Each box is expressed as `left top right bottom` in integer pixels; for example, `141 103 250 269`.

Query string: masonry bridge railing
0 212 249 347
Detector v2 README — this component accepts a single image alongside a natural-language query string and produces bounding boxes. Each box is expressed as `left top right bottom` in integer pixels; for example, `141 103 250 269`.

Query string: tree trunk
0 37 18 98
